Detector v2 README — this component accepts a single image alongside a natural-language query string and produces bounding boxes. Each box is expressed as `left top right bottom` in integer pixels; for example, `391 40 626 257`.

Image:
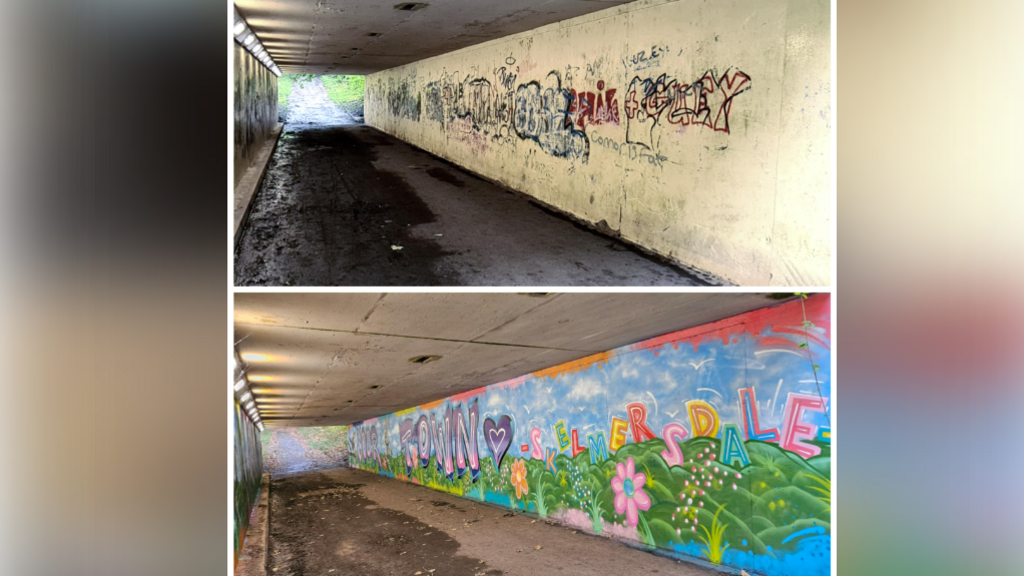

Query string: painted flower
510 458 529 498
611 456 651 527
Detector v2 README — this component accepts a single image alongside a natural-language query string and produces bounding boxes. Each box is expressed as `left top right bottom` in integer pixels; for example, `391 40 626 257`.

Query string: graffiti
380 61 767 167
232 400 262 564
387 78 421 121
569 80 620 130
424 80 445 124
348 296 832 576
590 130 669 168
625 69 751 148
446 115 489 153
622 44 669 72
420 69 517 134
513 72 589 161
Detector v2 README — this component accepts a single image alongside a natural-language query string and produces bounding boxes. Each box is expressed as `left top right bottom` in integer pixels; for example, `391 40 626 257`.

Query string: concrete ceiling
235 0 633 75
234 293 794 427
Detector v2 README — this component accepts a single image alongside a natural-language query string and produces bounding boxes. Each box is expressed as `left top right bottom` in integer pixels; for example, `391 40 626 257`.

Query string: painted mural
349 295 831 576
233 400 263 564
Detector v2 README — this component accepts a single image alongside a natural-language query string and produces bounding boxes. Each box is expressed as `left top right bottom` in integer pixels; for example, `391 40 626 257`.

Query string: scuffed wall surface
348 295 832 576
233 401 263 563
365 0 830 286
234 44 278 188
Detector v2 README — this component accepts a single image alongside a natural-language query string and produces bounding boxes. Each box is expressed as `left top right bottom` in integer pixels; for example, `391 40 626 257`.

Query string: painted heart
483 415 513 472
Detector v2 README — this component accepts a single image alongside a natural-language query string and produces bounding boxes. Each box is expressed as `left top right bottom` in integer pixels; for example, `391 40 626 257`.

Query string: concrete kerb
234 124 284 244
236 473 271 576
260 473 270 576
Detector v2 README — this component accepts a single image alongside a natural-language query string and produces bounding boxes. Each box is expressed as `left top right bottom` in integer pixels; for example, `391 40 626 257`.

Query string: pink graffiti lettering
569 80 620 130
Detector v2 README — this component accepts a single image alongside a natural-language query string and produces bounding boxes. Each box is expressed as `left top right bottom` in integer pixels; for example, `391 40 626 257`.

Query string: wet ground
268 467 718 576
234 80 708 286
264 428 349 477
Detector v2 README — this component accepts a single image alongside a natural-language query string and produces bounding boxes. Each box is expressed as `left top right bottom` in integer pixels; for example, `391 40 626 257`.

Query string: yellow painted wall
365 0 830 286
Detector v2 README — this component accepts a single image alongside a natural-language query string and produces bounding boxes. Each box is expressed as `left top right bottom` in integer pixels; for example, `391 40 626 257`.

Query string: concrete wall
365 0 830 286
348 295 832 576
233 400 263 564
234 43 278 188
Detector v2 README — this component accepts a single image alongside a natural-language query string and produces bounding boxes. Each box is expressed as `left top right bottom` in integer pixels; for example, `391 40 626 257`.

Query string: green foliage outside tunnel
277 74 364 118
322 75 365 116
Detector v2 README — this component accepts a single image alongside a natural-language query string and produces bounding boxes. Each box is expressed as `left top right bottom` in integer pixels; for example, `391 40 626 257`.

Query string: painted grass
350 436 831 558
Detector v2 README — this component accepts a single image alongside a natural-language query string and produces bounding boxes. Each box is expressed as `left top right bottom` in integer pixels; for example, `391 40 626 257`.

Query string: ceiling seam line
467 294 562 341
233 322 591 351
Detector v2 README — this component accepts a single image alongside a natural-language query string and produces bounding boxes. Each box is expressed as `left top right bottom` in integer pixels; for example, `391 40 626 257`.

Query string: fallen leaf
535 545 542 550
391 245 404 251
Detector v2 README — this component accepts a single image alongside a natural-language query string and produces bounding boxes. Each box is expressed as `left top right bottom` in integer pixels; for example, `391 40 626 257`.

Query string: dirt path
285 77 356 125
267 467 718 576
264 429 348 477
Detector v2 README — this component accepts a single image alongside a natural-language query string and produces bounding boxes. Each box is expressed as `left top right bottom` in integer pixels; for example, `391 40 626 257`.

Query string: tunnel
231 0 831 287
231 293 833 575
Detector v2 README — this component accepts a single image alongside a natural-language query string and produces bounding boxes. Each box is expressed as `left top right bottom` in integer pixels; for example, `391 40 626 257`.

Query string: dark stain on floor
235 125 454 286
425 167 466 188
234 123 715 287
269 472 501 576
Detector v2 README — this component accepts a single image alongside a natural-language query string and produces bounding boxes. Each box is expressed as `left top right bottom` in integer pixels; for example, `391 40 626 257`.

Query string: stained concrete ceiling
234 293 794 427
235 0 633 75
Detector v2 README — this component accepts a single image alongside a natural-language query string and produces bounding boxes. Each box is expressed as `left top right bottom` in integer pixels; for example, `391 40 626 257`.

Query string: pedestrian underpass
231 293 834 576
232 0 832 287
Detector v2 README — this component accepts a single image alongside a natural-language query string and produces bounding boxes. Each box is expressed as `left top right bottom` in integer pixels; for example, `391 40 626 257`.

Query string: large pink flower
611 456 651 527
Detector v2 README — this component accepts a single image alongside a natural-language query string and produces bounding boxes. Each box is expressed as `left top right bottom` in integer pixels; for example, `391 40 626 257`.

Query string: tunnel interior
232 293 833 576
232 0 832 287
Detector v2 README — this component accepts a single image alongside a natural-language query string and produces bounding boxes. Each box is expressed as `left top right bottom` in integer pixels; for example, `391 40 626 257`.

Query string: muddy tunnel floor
234 124 709 286
268 468 718 576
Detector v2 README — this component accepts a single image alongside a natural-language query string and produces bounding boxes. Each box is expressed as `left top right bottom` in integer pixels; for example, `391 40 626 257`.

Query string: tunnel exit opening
260 426 351 476
278 74 365 125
